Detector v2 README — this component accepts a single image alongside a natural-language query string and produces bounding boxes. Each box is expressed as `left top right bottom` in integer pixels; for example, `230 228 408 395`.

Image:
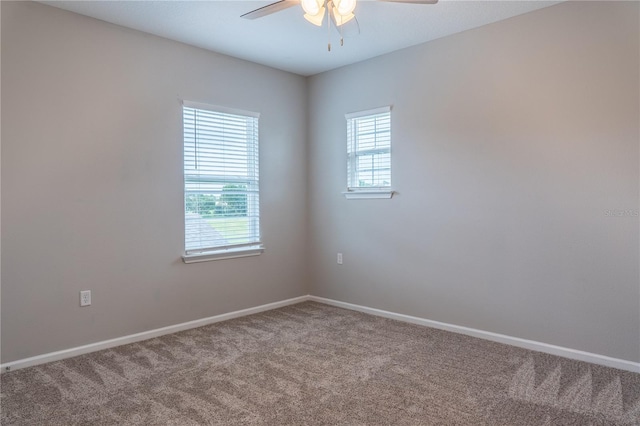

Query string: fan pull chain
327 6 331 52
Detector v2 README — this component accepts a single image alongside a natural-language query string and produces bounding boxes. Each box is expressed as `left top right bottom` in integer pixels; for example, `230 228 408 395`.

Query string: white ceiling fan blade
376 0 438 3
241 0 300 20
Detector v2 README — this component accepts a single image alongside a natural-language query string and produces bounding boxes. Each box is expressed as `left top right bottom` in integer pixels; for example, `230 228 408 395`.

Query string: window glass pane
183 105 260 253
347 109 391 189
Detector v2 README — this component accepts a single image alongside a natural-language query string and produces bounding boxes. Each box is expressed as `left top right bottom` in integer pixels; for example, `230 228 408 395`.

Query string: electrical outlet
337 253 343 265
80 290 91 307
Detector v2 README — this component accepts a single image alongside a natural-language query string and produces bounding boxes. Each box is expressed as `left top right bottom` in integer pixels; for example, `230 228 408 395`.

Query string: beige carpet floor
1 302 639 425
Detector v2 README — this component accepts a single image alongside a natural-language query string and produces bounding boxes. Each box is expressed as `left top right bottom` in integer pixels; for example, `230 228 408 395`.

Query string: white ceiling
41 0 561 76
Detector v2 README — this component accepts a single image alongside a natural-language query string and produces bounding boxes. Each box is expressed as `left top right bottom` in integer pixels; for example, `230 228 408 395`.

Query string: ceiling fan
241 0 438 50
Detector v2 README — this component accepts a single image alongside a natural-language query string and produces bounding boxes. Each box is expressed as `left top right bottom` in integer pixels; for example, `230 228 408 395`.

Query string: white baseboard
4 294 638 374
308 296 640 374
1 295 311 373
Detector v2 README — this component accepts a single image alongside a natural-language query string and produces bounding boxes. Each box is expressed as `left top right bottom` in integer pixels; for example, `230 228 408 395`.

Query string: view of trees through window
184 184 251 247
185 184 248 218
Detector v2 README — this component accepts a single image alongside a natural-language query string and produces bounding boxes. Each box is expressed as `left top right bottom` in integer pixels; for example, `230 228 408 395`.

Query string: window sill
182 245 264 264
342 190 394 200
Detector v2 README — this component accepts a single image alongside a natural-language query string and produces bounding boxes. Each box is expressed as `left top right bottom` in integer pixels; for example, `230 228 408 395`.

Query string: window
345 106 393 199
182 101 262 263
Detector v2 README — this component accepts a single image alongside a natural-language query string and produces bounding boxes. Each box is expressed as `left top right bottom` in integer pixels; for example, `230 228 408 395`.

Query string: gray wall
308 1 640 362
1 1 308 363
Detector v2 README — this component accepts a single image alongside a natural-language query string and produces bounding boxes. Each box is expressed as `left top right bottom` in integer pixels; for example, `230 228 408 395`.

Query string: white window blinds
346 106 391 190
183 102 260 254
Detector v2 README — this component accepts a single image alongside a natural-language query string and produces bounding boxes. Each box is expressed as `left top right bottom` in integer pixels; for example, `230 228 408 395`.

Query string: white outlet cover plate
80 290 91 306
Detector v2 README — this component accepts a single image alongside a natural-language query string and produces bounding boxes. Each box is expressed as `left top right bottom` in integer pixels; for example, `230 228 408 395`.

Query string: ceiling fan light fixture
242 0 438 51
304 7 326 26
301 0 324 16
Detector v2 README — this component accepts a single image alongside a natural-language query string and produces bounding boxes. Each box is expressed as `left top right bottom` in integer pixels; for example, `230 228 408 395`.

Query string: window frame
181 100 264 263
343 106 394 199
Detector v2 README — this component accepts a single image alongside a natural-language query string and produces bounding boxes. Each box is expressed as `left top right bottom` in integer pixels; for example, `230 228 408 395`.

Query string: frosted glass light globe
301 0 323 15
334 0 356 16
